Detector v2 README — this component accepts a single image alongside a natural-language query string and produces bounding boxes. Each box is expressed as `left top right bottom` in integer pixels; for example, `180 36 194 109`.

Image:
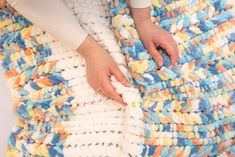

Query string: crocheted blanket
0 0 234 156
108 0 235 156
1 0 143 156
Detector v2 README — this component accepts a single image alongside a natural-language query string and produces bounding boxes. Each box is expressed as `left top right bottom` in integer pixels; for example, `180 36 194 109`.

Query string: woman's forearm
129 0 152 28
131 7 151 28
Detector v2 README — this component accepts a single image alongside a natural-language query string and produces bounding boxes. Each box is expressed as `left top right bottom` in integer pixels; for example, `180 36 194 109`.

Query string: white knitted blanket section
52 0 144 156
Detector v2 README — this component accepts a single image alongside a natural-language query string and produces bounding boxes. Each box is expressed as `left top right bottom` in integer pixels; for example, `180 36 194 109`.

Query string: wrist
131 7 151 27
135 17 152 31
75 35 97 59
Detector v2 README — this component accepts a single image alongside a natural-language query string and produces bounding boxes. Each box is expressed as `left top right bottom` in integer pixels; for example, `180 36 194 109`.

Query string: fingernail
158 60 163 66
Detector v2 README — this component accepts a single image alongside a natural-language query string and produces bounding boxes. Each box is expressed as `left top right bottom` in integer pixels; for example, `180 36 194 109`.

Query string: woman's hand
76 36 131 105
132 7 179 66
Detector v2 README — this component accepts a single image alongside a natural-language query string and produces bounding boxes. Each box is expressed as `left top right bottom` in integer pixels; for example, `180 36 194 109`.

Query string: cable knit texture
0 0 234 156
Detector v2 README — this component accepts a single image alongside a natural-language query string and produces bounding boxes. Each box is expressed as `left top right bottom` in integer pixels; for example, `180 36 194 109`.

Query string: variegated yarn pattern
1 0 235 156
0 0 145 156
108 0 235 156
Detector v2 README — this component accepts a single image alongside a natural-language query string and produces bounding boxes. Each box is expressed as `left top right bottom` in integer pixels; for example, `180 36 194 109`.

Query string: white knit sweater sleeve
129 0 151 8
6 0 88 50
6 0 151 50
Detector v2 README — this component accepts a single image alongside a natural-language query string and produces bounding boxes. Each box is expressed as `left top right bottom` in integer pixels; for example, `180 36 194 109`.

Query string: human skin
131 7 179 66
76 36 131 105
76 7 179 104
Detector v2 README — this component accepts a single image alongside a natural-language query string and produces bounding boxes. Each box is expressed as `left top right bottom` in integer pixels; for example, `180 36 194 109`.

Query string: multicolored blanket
0 0 234 156
108 0 235 156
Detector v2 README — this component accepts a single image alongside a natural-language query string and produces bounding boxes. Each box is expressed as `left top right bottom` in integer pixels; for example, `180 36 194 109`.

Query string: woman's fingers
160 37 179 65
148 42 163 66
110 65 131 87
101 75 126 105
94 64 131 105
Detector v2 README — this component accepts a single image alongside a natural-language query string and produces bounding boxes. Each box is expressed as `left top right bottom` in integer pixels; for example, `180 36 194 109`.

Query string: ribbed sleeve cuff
129 0 151 8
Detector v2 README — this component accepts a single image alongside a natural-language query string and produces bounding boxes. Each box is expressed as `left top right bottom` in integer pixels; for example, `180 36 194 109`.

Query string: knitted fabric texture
108 0 235 156
1 0 144 156
0 0 234 157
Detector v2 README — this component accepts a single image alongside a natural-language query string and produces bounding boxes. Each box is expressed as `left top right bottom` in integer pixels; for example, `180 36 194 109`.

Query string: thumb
110 65 132 87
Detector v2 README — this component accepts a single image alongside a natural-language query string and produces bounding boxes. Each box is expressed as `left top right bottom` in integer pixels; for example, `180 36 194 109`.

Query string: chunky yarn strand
108 0 235 156
0 0 234 156
1 0 144 156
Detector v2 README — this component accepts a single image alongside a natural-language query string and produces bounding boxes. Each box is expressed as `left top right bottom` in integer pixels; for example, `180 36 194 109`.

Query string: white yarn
32 0 145 156
2 0 144 156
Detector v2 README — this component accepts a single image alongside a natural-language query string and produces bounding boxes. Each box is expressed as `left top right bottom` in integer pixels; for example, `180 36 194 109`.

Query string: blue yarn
30 81 41 90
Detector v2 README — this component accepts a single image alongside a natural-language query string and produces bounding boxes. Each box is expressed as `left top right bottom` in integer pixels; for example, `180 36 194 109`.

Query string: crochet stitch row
1 0 144 156
0 0 234 156
108 0 235 156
